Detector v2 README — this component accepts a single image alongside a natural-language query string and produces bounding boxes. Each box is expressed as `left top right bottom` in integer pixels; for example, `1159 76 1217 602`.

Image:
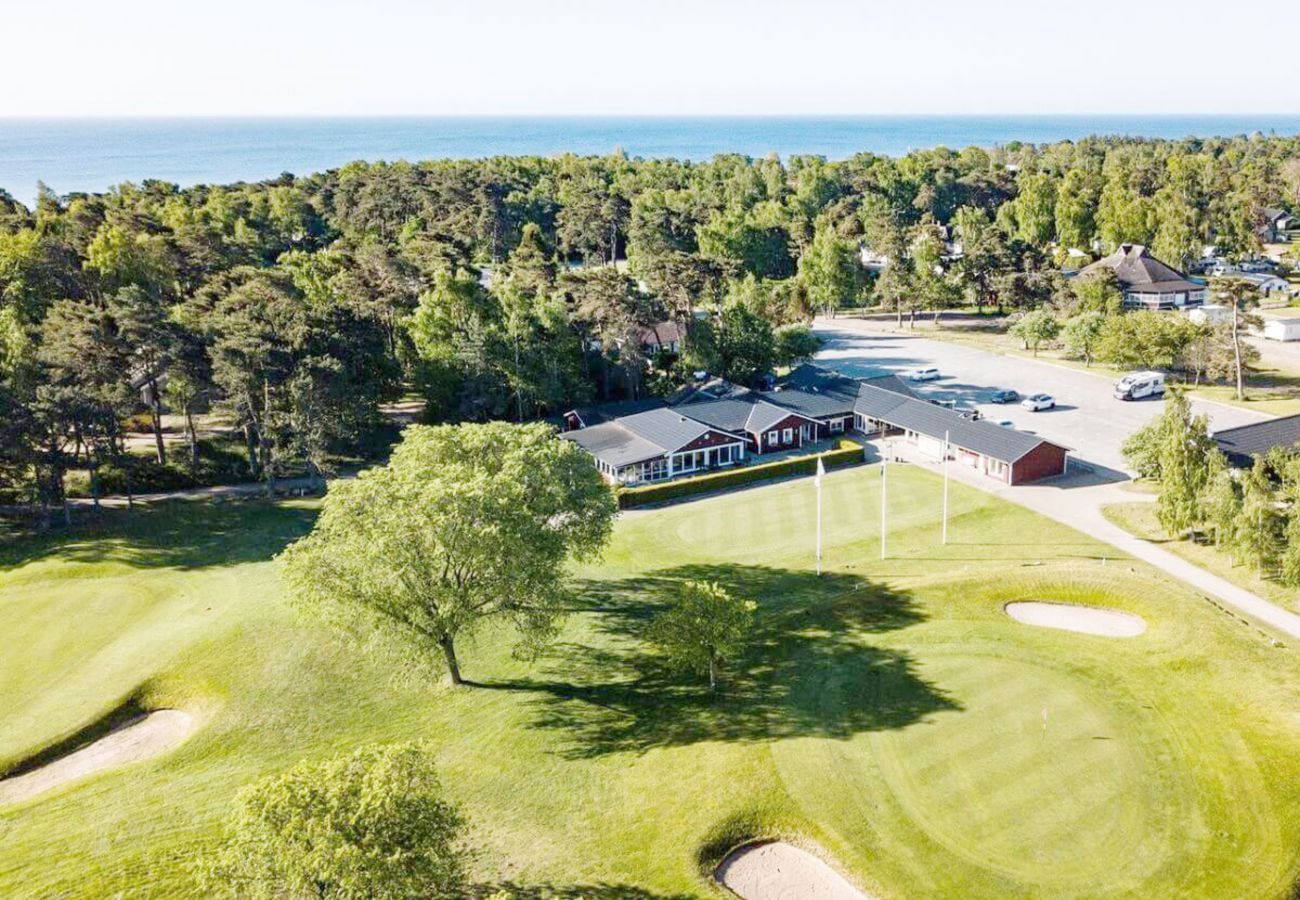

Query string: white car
1021 393 1056 411
909 367 941 382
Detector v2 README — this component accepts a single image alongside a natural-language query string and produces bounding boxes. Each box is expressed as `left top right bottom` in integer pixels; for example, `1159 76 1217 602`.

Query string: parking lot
815 320 1270 475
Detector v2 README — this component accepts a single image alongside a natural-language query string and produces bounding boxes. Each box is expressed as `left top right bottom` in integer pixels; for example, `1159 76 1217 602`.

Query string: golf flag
815 457 825 487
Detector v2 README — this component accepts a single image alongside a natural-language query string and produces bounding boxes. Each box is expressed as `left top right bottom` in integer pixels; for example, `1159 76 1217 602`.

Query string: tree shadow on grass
473 564 959 759
0 499 317 572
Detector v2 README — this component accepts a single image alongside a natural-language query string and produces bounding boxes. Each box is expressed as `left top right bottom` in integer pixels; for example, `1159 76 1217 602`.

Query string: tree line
1124 391 1300 583
2 133 1298 521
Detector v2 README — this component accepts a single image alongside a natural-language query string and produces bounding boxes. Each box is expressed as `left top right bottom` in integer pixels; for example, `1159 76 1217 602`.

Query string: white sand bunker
716 841 871 900
0 709 196 805
1005 601 1146 638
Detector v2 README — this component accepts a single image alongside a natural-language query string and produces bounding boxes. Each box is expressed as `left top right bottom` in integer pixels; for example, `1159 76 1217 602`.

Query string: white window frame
782 427 793 443
767 431 779 446
830 418 845 433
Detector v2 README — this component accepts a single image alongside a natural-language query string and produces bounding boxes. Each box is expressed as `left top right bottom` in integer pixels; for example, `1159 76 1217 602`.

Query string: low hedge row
616 440 865 509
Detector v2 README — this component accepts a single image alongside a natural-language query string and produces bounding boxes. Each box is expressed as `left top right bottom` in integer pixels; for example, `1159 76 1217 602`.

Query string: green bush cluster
616 439 863 509
85 441 252 496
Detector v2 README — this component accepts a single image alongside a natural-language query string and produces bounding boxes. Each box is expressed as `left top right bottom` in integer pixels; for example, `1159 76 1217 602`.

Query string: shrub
616 439 863 509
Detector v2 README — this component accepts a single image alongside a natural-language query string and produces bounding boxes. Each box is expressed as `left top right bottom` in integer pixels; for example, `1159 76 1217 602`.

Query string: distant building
1213 415 1300 466
1078 244 1207 311
1258 208 1294 244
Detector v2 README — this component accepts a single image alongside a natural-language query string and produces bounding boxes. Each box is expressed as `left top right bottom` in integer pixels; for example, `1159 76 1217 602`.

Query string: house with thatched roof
1078 244 1207 311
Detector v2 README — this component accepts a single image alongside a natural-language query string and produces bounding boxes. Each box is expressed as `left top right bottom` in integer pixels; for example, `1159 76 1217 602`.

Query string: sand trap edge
1005 601 1147 638
0 709 198 806
715 840 873 900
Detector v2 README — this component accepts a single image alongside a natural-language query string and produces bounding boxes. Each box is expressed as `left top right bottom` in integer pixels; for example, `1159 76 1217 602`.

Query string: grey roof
1213 415 1300 466
1079 244 1202 294
673 398 757 434
772 364 917 418
567 397 667 427
619 407 715 450
560 422 667 467
853 387 1069 464
683 396 817 436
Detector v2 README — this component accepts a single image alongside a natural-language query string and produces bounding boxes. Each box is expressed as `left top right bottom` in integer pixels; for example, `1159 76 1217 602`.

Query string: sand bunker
1005 601 1146 638
0 709 196 805
716 841 871 900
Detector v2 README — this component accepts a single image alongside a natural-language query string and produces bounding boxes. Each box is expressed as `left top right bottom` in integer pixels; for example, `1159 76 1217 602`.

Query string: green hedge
616 440 865 509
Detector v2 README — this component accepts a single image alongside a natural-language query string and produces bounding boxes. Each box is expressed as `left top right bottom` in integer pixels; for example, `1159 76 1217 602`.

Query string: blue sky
6 0 1299 116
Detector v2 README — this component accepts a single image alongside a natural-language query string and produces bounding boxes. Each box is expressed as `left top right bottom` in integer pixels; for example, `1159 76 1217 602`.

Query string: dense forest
2 134 1299 520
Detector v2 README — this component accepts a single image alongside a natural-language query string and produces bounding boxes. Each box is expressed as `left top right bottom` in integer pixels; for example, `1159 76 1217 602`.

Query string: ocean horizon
3 114 1300 206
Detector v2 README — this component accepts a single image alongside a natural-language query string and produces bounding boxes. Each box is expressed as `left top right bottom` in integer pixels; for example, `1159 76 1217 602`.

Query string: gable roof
1079 244 1202 294
566 396 667 428
1213 415 1300 466
634 320 685 348
561 421 668 467
682 395 819 436
874 395 1064 463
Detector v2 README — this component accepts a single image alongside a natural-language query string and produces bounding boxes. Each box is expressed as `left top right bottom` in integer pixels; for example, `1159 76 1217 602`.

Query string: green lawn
1102 500 1300 613
4 467 1300 897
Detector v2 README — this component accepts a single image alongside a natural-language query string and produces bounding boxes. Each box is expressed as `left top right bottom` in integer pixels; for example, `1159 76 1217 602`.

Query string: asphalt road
814 319 1271 475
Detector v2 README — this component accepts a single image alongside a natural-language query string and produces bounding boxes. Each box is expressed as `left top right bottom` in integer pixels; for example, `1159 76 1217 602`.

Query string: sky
5 0 1299 117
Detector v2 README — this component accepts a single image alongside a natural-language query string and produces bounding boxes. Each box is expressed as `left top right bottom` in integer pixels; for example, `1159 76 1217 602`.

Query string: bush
89 440 252 496
616 439 863 509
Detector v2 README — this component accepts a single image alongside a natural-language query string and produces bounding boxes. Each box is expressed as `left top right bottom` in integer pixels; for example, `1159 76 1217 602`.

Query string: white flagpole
815 457 824 576
942 429 950 545
880 442 888 560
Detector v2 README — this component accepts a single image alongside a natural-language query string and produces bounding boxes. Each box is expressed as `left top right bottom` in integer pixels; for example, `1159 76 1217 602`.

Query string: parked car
994 419 1015 428
1113 371 1165 401
1021 393 1056 411
909 367 941 382
989 389 1020 404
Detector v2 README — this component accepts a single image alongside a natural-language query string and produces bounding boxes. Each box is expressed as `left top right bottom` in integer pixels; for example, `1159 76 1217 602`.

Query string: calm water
2 116 1299 205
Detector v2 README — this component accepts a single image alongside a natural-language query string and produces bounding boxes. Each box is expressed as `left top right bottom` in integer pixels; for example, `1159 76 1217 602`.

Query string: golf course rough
3 470 1300 898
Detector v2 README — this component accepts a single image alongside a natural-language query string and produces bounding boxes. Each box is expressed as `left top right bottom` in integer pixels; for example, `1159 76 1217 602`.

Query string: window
782 428 793 443
767 431 779 446
830 418 845 433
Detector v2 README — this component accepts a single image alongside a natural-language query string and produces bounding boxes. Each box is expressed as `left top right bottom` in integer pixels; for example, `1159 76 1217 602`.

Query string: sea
2 115 1300 206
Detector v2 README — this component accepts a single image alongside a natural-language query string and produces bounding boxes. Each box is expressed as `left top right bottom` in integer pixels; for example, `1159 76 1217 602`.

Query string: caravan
1114 371 1165 401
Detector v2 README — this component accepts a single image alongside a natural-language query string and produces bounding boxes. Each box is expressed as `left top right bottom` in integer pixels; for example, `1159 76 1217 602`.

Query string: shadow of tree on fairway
471 564 958 758
471 882 693 899
0 499 317 572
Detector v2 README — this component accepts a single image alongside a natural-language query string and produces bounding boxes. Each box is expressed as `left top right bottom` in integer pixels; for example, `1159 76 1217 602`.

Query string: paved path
1005 476 1300 640
883 437 1300 640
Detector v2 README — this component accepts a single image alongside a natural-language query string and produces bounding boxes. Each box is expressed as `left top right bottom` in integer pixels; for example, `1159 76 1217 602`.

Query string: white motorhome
1114 371 1165 401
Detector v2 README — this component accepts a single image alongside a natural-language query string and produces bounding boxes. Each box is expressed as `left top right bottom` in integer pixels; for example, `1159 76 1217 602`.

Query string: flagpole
942 429 950 545
816 475 822 576
880 441 888 560
815 457 824 576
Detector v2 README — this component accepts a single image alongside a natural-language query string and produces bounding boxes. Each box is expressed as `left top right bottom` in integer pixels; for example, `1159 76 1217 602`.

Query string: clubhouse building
560 365 1070 487
1077 244 1207 311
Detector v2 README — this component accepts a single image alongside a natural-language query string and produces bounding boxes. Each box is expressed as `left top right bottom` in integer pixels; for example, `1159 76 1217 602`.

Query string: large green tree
280 422 616 685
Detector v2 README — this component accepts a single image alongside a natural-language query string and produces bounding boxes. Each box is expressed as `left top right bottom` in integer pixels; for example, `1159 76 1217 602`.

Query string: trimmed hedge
616 439 865 509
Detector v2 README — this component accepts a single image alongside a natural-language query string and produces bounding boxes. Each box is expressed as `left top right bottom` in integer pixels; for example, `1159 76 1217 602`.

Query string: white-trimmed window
830 418 845 433
783 427 793 443
767 431 779 446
